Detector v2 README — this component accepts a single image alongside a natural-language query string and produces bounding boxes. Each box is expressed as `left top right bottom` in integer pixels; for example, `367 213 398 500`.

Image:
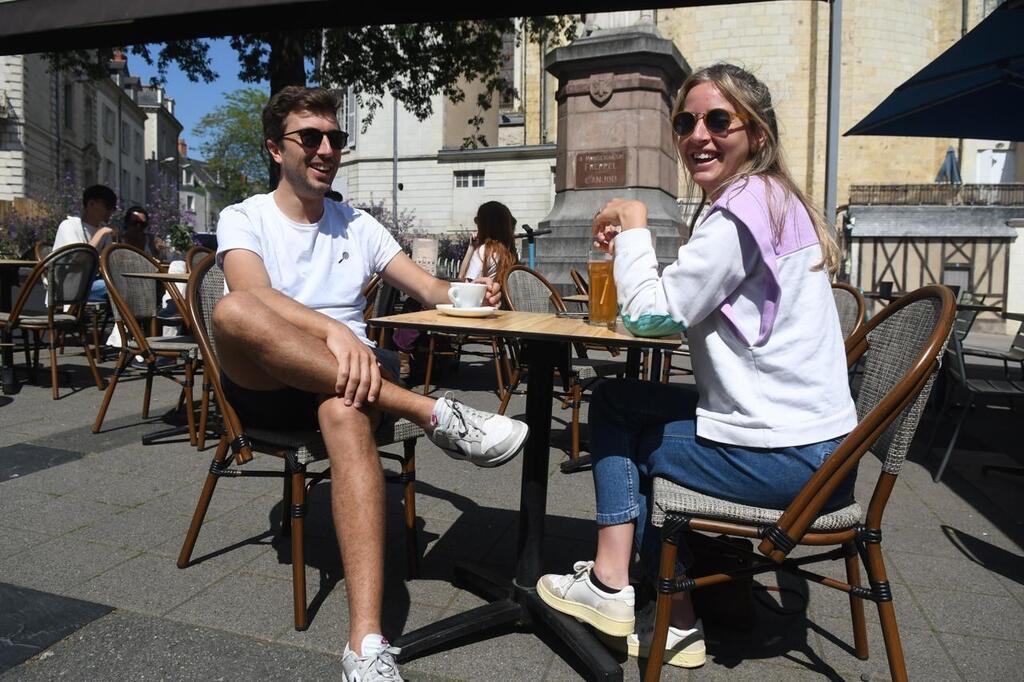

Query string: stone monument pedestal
537 25 690 290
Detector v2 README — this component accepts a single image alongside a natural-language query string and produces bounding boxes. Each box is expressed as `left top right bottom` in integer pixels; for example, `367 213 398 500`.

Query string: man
53 184 116 301
213 86 528 682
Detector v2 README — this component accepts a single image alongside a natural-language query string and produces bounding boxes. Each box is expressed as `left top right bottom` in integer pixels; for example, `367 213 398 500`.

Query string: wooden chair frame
177 257 422 630
644 285 955 682
831 281 867 340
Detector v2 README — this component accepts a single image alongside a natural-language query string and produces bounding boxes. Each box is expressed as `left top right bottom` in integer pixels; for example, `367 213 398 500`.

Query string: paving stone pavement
0 337 1022 681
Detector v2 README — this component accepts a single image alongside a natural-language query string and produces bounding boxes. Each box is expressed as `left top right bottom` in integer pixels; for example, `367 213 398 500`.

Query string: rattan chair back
7 243 98 324
759 285 955 559
185 246 214 273
100 243 163 354
569 267 589 296
831 282 865 340
34 242 53 261
503 265 565 314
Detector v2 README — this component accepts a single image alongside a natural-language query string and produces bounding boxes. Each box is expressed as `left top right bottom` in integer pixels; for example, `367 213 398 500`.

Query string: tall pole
824 0 843 227
392 96 398 227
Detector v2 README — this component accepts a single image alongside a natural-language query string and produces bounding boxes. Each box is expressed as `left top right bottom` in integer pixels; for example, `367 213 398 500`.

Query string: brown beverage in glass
588 255 617 327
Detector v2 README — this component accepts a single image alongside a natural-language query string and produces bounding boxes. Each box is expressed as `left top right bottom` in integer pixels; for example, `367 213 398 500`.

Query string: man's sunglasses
672 109 744 138
281 128 349 150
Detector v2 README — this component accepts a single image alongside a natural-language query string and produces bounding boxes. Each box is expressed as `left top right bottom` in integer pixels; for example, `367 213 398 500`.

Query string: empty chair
832 282 866 340
963 317 1024 377
177 257 424 630
0 243 104 398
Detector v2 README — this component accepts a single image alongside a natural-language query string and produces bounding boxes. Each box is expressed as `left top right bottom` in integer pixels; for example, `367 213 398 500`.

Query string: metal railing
849 183 1024 206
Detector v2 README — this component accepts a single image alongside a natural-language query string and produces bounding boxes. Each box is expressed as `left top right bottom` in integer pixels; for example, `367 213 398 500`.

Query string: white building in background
0 52 180 211
332 25 557 235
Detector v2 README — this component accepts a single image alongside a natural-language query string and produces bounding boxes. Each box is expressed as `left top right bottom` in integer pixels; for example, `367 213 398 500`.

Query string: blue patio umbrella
846 1 1024 142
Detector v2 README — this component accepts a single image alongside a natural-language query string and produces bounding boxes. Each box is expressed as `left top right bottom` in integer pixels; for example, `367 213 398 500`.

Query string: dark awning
0 0 767 56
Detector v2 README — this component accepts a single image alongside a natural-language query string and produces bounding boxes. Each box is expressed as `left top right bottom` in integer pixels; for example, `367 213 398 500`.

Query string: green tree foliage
191 88 270 204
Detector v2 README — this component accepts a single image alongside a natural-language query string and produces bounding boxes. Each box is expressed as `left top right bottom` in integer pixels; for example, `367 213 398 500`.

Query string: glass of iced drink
587 248 617 328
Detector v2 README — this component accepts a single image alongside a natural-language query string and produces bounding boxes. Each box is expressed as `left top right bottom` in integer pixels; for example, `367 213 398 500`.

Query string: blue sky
130 39 267 161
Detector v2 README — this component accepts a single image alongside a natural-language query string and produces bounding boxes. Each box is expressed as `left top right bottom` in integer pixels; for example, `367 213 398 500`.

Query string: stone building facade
336 1 1019 236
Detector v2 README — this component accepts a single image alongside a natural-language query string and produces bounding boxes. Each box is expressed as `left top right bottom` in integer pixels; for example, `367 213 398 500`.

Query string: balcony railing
849 183 1024 206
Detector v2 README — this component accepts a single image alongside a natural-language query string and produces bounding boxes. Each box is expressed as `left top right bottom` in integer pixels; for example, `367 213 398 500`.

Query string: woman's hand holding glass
591 199 648 253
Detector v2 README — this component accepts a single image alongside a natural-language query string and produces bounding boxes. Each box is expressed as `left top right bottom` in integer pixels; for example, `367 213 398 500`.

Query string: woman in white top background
457 201 519 283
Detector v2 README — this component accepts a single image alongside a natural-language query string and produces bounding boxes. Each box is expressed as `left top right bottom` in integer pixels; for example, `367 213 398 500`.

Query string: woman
457 201 518 283
120 206 167 259
537 63 857 670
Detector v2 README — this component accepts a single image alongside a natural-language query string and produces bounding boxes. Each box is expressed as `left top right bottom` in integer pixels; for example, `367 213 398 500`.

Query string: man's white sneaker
536 561 635 637
341 634 403 682
429 393 528 468
602 615 706 669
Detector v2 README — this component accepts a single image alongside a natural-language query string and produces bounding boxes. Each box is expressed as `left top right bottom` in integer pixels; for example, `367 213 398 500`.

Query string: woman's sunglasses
672 109 743 138
281 128 349 150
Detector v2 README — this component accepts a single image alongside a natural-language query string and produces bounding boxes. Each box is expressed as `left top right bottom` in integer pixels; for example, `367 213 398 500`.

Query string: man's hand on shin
324 324 382 408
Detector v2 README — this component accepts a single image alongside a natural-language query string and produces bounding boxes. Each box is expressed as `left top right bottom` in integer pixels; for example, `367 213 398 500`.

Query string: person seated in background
53 184 116 302
120 206 168 260
457 201 519 283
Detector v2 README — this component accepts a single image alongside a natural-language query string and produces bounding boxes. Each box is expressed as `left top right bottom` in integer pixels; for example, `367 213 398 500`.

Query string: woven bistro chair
0 243 104 398
963 316 1024 378
177 257 424 631
500 264 625 463
37 239 111 362
569 267 589 296
91 243 200 444
185 245 214 273
832 282 867 340
643 285 955 682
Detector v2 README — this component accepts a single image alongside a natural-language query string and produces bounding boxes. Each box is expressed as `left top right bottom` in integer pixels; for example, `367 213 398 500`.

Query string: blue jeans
589 379 855 580
88 278 107 303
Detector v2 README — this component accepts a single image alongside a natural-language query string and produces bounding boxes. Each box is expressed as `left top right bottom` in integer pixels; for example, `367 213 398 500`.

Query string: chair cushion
127 335 198 352
247 418 424 465
651 477 862 532
0 311 78 327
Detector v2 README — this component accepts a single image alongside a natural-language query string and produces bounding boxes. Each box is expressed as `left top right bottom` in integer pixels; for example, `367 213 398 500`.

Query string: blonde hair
673 63 840 275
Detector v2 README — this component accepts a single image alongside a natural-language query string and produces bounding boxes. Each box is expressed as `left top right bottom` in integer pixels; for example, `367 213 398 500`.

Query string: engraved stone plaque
575 149 627 189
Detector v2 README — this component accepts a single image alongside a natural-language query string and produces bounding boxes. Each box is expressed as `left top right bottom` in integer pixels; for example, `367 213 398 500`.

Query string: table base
395 562 623 681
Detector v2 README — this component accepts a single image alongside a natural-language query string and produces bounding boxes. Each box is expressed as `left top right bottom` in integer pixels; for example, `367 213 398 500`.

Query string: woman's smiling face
677 82 753 194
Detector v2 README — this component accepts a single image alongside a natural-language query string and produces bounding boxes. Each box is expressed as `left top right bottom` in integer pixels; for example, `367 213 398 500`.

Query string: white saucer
436 304 497 318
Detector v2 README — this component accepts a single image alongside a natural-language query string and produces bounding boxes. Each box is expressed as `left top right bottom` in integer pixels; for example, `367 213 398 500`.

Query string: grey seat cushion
651 477 862 532
0 311 78 327
127 335 198 352
572 357 625 381
247 418 424 465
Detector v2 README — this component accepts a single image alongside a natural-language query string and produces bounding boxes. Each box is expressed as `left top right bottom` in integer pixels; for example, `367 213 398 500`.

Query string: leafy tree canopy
191 88 270 204
47 17 577 130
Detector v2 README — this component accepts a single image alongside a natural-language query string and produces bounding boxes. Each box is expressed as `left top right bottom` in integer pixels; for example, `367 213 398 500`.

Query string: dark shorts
221 347 402 431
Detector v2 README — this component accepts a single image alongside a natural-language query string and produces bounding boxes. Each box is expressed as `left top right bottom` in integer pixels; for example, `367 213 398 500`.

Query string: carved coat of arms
589 74 614 105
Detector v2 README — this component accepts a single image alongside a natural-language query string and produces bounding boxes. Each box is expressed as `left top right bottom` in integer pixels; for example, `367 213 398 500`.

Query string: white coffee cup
448 282 487 308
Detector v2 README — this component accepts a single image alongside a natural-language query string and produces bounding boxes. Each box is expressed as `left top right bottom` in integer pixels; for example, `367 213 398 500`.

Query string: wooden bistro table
1 259 38 394
371 308 679 681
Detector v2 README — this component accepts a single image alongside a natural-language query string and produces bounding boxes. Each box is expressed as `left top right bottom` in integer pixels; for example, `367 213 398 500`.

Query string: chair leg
570 380 581 461
491 337 505 400
402 439 419 578
197 375 211 450
79 326 104 391
422 335 436 396
660 350 671 384
934 397 971 482
497 367 521 416
141 361 155 419
644 527 682 682
844 541 869 659
290 464 309 631
177 437 230 568
865 542 908 682
48 332 58 400
93 349 128 433
184 358 197 447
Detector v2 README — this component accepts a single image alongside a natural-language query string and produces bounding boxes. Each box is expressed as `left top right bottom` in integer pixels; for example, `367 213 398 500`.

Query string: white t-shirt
216 193 403 345
53 216 112 252
463 245 498 281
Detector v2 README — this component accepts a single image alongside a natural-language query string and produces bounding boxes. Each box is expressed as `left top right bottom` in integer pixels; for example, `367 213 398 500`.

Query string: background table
372 308 678 681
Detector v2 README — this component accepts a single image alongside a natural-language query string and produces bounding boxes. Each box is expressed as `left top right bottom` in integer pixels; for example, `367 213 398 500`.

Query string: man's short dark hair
82 184 116 209
262 86 341 144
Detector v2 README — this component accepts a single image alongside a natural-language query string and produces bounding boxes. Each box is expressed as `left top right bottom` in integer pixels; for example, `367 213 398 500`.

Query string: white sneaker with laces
428 393 528 467
536 560 635 636
602 614 706 668
341 634 403 682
